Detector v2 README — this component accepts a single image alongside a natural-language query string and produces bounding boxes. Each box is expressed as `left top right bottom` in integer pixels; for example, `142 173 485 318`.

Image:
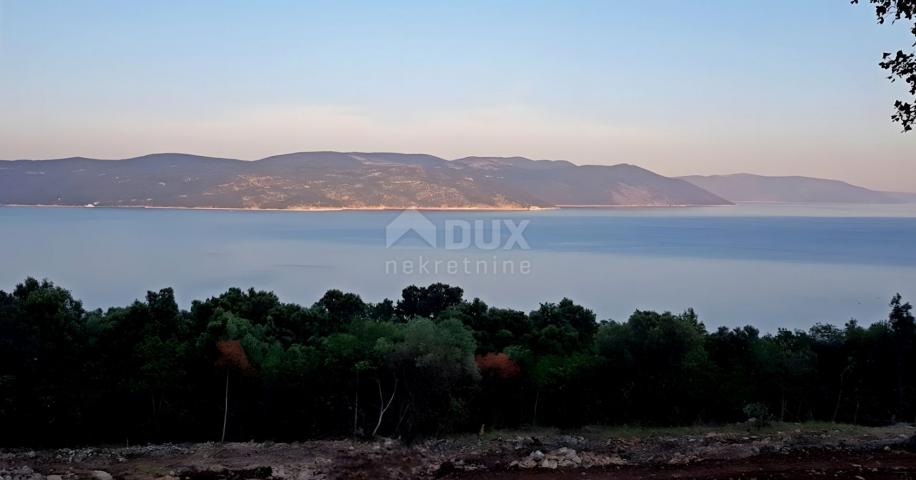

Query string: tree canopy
856 0 916 131
0 277 914 446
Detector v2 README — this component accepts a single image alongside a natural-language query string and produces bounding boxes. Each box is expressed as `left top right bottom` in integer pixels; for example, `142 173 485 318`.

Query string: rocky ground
3 423 916 480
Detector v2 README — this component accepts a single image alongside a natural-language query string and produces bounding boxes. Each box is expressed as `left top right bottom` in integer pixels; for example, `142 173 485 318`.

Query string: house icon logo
385 210 437 248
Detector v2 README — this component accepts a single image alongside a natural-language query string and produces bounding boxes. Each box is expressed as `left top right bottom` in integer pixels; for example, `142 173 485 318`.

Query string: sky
0 0 913 191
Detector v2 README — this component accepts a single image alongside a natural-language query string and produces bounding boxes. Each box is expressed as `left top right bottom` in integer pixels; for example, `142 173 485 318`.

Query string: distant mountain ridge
0 152 730 209
679 173 909 204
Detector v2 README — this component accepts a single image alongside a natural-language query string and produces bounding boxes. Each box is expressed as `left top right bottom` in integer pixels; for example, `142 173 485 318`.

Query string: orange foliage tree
215 340 252 442
475 353 521 379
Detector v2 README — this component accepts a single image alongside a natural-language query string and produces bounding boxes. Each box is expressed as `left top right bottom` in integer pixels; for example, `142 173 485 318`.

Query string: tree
7 275 916 446
395 283 464 319
0 278 88 445
367 299 396 322
807 323 853 423
528 353 598 427
317 289 366 324
529 299 597 355
474 352 525 428
441 300 532 354
595 309 711 424
888 293 915 420
322 320 399 436
756 330 816 422
476 353 521 380
214 340 252 442
855 0 916 131
375 318 479 436
704 325 761 420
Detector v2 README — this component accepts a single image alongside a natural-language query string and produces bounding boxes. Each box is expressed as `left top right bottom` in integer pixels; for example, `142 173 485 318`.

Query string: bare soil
3 423 916 480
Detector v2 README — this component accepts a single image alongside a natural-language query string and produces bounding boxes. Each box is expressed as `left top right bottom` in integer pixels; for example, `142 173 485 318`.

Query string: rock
539 458 558 469
554 447 581 465
181 466 273 480
530 450 545 461
668 453 698 465
518 459 538 469
0 466 43 480
557 435 586 447
47 476 63 480
433 461 454 477
91 472 113 480
899 434 916 452
578 451 625 468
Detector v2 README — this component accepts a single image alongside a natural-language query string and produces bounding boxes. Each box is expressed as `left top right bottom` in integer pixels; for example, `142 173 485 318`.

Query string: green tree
889 293 915 420
317 289 366 324
595 309 711 424
375 318 479 436
529 298 597 354
854 0 916 131
1 278 88 444
395 283 464 319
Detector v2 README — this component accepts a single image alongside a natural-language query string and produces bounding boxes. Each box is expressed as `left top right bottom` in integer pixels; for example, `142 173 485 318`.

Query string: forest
1 277 914 447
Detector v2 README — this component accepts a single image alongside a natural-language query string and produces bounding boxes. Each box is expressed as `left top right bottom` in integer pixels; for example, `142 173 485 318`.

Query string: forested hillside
1 278 913 447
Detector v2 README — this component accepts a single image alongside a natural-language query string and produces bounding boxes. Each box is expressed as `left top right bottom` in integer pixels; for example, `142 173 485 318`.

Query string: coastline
0 203 732 212
0 203 548 212
555 203 734 208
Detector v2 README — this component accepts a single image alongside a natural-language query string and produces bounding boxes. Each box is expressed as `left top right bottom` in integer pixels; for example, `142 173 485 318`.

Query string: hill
0 152 731 209
679 173 903 204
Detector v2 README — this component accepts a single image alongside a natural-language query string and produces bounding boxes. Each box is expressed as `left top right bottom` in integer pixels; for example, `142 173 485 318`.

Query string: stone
1 466 44 480
540 458 558 469
91 471 114 480
434 461 455 477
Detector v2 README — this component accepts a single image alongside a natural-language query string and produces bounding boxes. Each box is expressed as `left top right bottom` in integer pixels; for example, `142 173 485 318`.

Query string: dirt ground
453 451 916 479
3 423 916 480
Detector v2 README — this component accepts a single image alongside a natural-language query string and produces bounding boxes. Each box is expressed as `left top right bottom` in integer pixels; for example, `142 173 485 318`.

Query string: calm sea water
2 204 916 331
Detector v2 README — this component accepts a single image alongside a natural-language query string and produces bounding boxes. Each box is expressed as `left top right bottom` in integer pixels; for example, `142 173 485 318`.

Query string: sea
3 203 916 332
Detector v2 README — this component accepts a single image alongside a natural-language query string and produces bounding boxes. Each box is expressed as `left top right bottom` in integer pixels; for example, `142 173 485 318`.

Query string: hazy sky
0 1 913 191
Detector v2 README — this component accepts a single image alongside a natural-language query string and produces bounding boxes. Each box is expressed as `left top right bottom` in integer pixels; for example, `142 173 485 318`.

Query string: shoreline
0 203 549 212
0 203 733 213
